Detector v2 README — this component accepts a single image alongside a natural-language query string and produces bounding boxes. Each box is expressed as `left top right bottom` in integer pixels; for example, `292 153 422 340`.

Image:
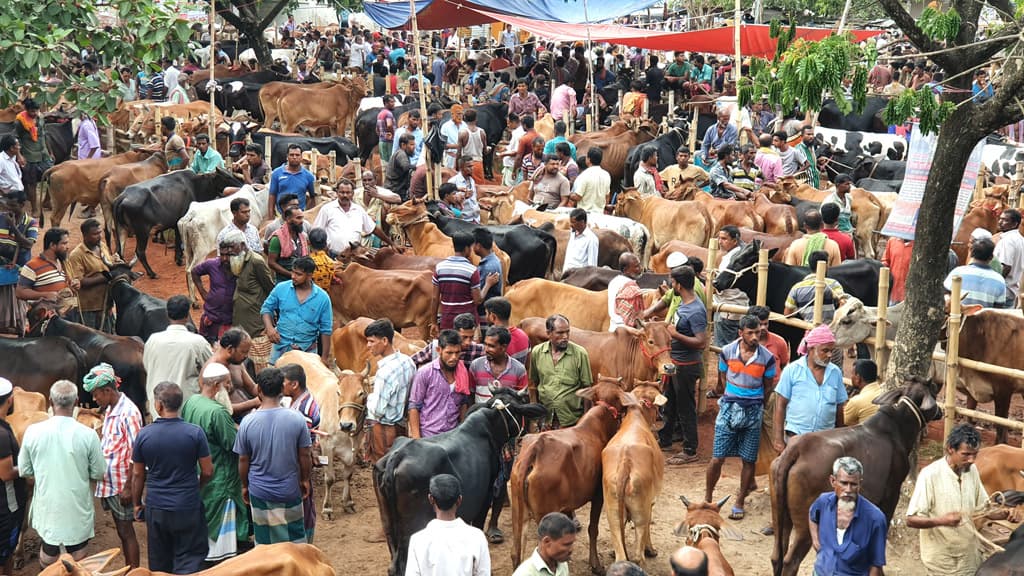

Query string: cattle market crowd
1 12 1024 576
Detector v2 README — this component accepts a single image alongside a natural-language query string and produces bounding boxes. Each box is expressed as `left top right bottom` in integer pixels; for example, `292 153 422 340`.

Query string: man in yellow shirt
659 147 709 200
843 360 881 426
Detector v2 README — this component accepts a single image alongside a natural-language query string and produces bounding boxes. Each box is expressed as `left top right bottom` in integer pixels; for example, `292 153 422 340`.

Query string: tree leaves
918 7 962 42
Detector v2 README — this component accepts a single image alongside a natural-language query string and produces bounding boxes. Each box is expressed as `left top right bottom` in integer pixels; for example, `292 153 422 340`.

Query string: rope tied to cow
687 523 721 546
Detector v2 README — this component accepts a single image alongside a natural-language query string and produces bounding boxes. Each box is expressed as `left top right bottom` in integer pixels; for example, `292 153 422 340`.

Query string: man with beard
907 423 1021 575
267 207 309 283
772 324 845 455
268 144 315 215
181 362 251 561
408 329 472 438
470 326 528 405
528 314 592 428
216 197 262 254
796 125 821 188
224 230 275 371
809 457 887 576
312 179 396 257
191 237 239 343
14 99 53 215
260 256 333 366
66 219 118 331
529 155 571 209
704 315 776 521
607 253 645 333
16 227 78 317
204 328 261 420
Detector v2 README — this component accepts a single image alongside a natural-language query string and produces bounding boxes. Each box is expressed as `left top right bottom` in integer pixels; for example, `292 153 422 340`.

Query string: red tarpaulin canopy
470 10 884 57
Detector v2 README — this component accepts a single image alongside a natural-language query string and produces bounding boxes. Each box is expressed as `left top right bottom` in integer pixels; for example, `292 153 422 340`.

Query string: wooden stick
875 267 890 372
756 248 768 306
263 135 271 167
701 237 718 415
328 150 336 185
945 275 962 440
812 260 827 326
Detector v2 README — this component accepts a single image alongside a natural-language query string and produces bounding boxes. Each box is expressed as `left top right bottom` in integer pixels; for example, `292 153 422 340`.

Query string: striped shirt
18 255 68 292
785 274 847 324
944 263 1007 308
0 213 37 267
96 393 143 497
412 340 485 370
369 351 416 425
469 356 528 403
718 340 777 405
290 390 321 431
432 256 480 312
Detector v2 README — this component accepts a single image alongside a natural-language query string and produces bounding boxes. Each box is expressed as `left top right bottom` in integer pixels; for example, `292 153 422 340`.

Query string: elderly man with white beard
809 457 887 576
204 327 261 419
181 362 252 562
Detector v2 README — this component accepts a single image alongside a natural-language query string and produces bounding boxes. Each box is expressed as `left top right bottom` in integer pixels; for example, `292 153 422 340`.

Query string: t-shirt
778 146 807 176
532 173 570 209
376 108 395 142
477 253 502 313
233 407 312 502
0 420 27 514
131 418 210 510
433 256 480 319
268 166 316 211
671 297 707 364
823 229 856 261
994 229 1024 299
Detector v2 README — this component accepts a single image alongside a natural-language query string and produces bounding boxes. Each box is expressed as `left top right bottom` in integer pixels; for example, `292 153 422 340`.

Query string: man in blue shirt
472 228 502 324
944 237 1007 308
773 324 847 454
541 121 577 161
131 382 213 574
260 256 333 365
268 144 315 216
663 265 707 465
809 457 887 576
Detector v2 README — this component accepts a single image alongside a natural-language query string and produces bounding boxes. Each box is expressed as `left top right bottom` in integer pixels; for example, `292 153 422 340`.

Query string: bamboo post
407 6 430 201
208 2 216 144
812 260 827 326
641 97 649 120
1010 160 1024 209
347 159 361 186
425 148 435 200
668 90 675 120
617 88 624 115
328 151 336 185
688 107 699 152
701 237 719 415
756 248 769 306
311 148 319 180
263 136 271 167
945 275 962 440
586 114 594 133
106 125 115 154
875 267 890 371
153 106 159 143
974 164 989 202
733 0 742 94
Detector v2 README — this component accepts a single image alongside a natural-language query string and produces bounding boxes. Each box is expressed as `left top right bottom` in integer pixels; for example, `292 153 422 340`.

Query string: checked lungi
250 496 307 545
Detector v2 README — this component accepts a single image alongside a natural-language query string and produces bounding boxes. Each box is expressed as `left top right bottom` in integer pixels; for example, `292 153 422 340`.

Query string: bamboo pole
263 136 271 167
668 90 675 120
407 0 431 200
688 107 699 152
701 237 718 415
583 0 596 138
812 260 827 326
208 1 216 144
328 151 336 185
945 275 962 440
586 114 594 133
311 148 319 181
756 248 769 306
875 268 890 371
733 0 742 96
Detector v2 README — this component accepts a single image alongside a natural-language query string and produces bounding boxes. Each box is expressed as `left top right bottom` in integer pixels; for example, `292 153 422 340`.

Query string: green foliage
917 6 962 42
0 0 192 118
881 88 955 135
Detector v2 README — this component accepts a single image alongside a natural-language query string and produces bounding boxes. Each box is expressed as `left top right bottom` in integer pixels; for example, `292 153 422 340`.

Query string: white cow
178 185 269 302
356 94 408 115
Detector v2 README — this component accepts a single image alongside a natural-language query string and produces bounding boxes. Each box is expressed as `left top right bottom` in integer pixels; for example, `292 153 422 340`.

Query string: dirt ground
21 208 1019 576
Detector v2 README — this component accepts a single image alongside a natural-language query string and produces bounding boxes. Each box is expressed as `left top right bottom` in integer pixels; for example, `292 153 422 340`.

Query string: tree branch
952 0 983 48
986 0 1019 23
876 0 946 65
258 1 292 32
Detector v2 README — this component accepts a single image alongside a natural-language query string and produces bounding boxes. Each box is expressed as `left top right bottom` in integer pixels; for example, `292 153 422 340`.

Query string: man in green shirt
643 253 706 322
527 314 593 428
13 98 53 216
191 133 225 174
18 380 104 567
181 362 251 561
224 229 275 371
664 51 692 93
512 512 577 576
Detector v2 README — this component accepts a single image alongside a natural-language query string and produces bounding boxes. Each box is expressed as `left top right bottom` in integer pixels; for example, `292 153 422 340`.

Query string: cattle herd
6 27 1024 576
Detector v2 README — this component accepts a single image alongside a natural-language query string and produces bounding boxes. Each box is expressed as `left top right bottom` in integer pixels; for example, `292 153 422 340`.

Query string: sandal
728 507 745 521
666 453 699 465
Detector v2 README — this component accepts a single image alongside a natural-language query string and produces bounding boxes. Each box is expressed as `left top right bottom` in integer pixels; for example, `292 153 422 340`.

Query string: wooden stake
944 275 962 440
812 260 827 326
328 150 336 185
263 135 271 167
756 248 768 306
701 237 718 415
208 0 216 144
875 267 890 372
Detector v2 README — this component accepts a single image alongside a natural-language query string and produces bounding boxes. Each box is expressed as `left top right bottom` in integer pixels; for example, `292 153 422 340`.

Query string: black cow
374 391 547 576
0 113 75 165
0 336 88 397
222 119 260 159
856 178 902 193
428 212 557 283
714 240 883 358
254 131 359 169
355 100 423 161
623 126 687 188
818 97 888 133
112 169 242 278
852 157 906 182
194 69 291 120
106 262 187 341
26 312 147 414
977 523 1024 576
560 266 669 291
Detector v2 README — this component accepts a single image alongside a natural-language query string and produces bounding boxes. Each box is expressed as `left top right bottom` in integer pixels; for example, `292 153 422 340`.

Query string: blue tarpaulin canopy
363 0 661 30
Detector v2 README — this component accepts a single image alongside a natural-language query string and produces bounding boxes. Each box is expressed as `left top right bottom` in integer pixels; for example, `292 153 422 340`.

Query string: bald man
671 546 708 576
607 252 644 334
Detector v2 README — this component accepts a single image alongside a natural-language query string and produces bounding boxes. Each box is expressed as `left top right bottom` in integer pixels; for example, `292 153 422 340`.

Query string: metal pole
875 267 890 371
208 0 216 144
944 275 962 439
408 0 432 200
756 248 769 306
812 260 827 326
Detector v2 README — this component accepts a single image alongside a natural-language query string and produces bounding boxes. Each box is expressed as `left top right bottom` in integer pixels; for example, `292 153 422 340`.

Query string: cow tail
38 169 52 228
770 447 798 576
65 339 90 382
613 459 630 557
785 210 797 236
545 236 557 279
640 226 654 270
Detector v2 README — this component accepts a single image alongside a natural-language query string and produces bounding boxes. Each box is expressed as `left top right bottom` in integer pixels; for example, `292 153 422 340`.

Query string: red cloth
272 224 309 259
882 237 913 303
823 229 855 261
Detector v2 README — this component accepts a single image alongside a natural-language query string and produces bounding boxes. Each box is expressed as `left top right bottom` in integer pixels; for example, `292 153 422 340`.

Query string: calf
510 378 637 573
107 261 187 341
673 496 737 576
331 317 426 374
770 378 941 576
614 189 713 254
976 445 1024 494
328 263 436 339
0 337 88 397
277 351 369 519
602 383 667 566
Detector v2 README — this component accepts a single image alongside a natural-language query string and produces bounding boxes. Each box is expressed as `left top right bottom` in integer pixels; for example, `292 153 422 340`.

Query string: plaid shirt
95 393 143 498
411 341 485 370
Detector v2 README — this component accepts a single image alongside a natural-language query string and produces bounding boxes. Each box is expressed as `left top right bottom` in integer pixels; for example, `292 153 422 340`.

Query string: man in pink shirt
549 82 577 124
754 133 782 188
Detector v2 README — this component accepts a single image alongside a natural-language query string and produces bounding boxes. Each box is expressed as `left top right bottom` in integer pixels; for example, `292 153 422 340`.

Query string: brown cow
518 317 674 387
99 152 168 251
603 383 666 566
331 317 426 375
613 189 713 252
782 180 884 258
687 190 764 231
952 198 1002 264
12 387 46 413
510 377 638 573
673 496 737 576
341 244 443 272
569 120 632 146
39 150 154 226
39 543 336 576
752 193 799 236
977 444 1024 495
329 262 436 338
535 113 556 141
574 121 659 184
649 230 797 272
506 279 610 331
278 78 367 136
259 80 338 131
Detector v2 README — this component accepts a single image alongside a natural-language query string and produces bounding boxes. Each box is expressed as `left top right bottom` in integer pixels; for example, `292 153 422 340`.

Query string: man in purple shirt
190 234 240 343
408 330 471 438
77 112 102 160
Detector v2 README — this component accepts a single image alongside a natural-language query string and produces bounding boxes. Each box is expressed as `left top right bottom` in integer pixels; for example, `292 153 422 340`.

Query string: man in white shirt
142 295 212 420
994 208 1024 306
162 58 180 94
512 512 577 576
312 179 396 256
406 474 489 576
440 106 466 169
571 147 610 213
502 114 526 186
0 135 23 193
562 209 598 276
348 36 370 69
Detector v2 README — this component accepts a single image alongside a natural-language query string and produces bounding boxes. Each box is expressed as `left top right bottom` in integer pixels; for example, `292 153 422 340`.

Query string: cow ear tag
654 394 669 407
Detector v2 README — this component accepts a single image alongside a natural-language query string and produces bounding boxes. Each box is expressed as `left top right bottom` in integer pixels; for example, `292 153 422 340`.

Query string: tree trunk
243 23 274 68
885 108 985 389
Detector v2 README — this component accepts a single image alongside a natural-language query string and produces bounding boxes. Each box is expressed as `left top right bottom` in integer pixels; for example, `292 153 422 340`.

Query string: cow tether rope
897 395 926 431
687 524 720 546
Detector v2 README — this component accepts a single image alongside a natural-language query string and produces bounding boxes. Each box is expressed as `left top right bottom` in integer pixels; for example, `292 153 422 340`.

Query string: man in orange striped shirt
16 227 77 315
